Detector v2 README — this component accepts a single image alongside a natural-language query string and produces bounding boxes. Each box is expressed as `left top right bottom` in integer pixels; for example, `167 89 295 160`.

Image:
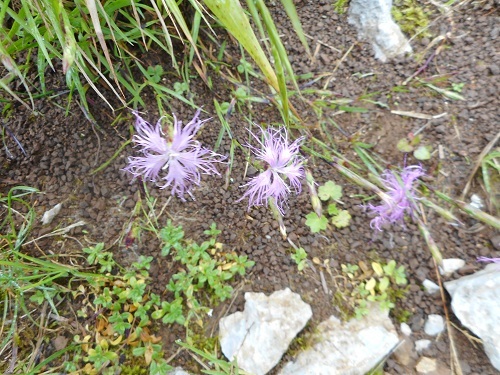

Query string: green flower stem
435 191 500 229
417 219 443 266
268 196 287 239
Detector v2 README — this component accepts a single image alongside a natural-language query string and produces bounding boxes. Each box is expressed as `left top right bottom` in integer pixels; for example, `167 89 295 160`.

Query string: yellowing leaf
372 262 384 277
365 278 376 293
110 335 123 346
331 210 351 228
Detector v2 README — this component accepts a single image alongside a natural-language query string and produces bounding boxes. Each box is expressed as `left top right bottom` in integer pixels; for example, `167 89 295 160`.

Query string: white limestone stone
424 314 445 336
415 339 431 353
439 258 465 276
416 357 437 374
422 279 440 295
348 0 412 62
445 264 500 370
279 303 399 375
219 288 312 375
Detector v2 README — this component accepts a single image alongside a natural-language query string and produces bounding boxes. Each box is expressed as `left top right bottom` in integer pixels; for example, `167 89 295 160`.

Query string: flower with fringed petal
237 126 305 214
124 109 225 199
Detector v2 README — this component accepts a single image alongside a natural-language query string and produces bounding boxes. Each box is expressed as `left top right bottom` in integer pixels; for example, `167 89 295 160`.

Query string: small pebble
424 314 445 336
415 339 432 353
423 279 440 295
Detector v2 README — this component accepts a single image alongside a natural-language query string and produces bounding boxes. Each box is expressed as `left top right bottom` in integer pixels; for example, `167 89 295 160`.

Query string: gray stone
445 265 500 371
424 315 445 336
400 322 412 336
415 339 432 353
416 357 437 374
439 258 465 277
423 279 440 295
348 0 412 62
41 203 62 225
219 288 312 375
279 303 399 375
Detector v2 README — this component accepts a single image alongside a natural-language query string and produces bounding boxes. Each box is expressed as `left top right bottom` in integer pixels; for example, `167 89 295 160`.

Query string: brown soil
1 1 499 374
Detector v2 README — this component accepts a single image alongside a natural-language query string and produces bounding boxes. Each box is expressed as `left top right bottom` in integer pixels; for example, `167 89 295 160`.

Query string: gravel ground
1 0 499 373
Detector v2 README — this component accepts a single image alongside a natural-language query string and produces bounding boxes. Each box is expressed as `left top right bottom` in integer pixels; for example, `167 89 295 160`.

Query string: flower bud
305 169 322 217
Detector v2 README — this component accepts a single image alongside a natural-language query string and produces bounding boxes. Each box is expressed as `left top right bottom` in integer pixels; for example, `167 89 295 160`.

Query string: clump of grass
1 0 309 124
392 0 433 39
0 186 105 373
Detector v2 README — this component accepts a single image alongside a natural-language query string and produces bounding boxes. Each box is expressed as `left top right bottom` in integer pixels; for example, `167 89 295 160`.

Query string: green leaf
318 181 342 201
327 203 339 216
331 210 351 228
305 212 328 233
397 138 414 153
378 276 390 292
204 0 279 91
414 145 432 160
383 260 396 276
338 105 369 113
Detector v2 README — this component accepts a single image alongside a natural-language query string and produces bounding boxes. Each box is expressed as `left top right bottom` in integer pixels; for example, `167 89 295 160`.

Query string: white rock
400 322 412 336
167 368 190 375
445 264 500 370
219 288 312 375
424 314 445 336
415 339 431 353
470 194 484 210
422 279 440 295
279 303 399 375
41 203 62 225
348 0 412 62
439 258 465 276
416 357 437 374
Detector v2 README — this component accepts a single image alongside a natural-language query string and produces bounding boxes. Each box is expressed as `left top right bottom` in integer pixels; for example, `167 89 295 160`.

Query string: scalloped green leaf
331 210 351 228
305 212 328 233
318 181 342 201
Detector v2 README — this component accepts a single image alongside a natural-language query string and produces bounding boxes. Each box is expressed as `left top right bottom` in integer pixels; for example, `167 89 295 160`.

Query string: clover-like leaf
327 203 339 216
397 138 414 153
318 181 342 201
414 145 432 160
331 210 351 228
305 212 328 233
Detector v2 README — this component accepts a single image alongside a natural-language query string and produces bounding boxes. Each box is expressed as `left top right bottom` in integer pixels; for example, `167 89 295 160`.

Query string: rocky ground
1 0 499 373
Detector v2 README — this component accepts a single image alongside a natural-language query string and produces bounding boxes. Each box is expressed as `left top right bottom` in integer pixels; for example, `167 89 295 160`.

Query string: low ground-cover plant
159 221 254 324
305 177 352 233
334 260 408 320
67 221 253 374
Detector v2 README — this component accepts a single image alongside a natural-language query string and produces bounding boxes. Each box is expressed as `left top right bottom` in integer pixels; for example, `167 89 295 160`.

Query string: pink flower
367 165 425 231
477 257 500 264
124 109 225 199
237 126 305 214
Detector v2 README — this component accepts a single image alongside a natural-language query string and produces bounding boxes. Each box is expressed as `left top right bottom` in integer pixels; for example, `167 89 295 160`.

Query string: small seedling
451 82 465 93
290 247 308 271
306 180 352 233
397 133 432 161
146 65 165 84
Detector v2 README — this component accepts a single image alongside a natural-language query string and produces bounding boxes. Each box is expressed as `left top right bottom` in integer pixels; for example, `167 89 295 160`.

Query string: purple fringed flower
124 109 225 199
367 165 425 231
237 126 305 214
477 257 500 264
